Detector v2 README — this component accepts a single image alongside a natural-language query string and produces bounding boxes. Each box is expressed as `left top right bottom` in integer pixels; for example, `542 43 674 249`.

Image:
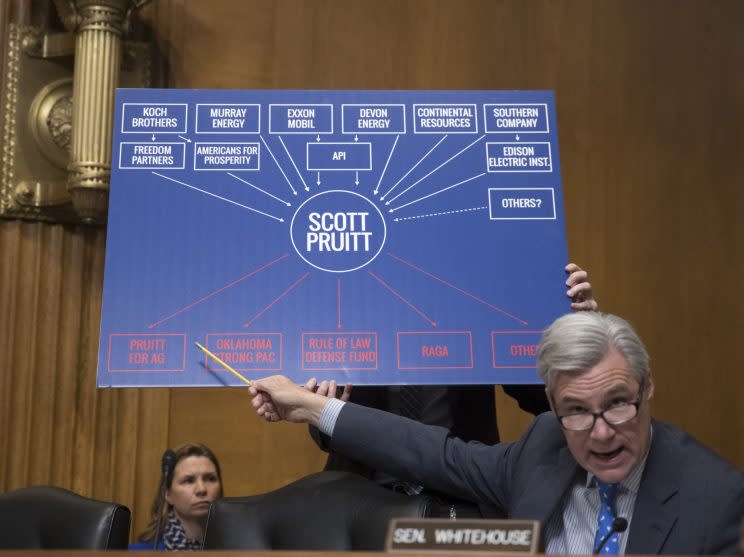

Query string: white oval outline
290 189 387 274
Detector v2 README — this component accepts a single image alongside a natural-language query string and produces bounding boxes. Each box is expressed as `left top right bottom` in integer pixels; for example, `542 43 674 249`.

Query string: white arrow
278 136 310 192
152 172 285 222
177 135 191 143
389 172 485 213
151 134 155 141
374 135 399 196
354 134 358 142
355 171 359 185
260 135 298 195
316 135 321 142
386 135 485 206
227 172 291 206
380 135 447 200
316 172 321 186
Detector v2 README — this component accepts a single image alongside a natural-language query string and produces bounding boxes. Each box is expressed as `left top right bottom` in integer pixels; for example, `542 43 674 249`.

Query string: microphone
153 449 177 549
593 517 628 554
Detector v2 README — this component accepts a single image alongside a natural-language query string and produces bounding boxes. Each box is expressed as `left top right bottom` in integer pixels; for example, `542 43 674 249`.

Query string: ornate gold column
67 0 132 223
0 1 149 224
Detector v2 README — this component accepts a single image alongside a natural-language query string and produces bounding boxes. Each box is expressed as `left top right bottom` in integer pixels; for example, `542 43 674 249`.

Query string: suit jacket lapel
514 445 579 525
626 422 680 554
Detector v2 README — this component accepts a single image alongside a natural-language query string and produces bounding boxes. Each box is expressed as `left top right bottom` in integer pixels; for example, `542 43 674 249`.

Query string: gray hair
537 312 650 393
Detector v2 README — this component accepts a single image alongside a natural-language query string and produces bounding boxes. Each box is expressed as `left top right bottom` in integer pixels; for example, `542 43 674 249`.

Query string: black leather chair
0 485 131 549
203 471 436 550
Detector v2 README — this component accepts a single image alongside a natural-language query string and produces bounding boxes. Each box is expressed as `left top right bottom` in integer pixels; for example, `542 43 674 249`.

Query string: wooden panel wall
1 0 742 539
0 222 165 529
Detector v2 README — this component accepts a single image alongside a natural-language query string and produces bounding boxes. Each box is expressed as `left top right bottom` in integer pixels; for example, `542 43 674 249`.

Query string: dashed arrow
393 206 487 222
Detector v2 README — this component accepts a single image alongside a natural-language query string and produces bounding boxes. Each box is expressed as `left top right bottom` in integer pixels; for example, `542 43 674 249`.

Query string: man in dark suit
250 312 744 555
307 263 595 511
307 381 548 517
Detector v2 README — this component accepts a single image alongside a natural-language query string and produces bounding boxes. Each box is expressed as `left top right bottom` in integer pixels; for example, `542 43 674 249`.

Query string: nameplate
386 518 540 553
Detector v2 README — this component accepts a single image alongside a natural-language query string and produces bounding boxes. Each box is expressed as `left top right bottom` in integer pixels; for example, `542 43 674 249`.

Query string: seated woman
130 443 223 550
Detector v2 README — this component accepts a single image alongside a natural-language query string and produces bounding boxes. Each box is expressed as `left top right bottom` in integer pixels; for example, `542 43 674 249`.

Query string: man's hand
565 263 598 311
250 375 332 426
303 377 353 401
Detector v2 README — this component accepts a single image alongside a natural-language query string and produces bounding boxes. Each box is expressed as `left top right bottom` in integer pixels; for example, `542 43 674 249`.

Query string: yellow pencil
195 342 252 386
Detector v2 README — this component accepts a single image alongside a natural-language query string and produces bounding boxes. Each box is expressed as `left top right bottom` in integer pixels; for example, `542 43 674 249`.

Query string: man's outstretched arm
248 375 534 508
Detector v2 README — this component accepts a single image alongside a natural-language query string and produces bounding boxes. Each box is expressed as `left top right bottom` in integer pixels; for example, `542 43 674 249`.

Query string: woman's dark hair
137 443 223 542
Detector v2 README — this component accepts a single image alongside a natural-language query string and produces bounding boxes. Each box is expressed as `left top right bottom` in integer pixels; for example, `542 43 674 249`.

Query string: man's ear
645 373 655 401
545 387 555 412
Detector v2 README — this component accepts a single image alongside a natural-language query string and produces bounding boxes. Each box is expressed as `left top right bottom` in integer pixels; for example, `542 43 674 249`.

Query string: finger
260 403 278 417
328 380 337 398
567 280 592 299
565 270 588 287
251 379 271 396
316 380 330 396
564 262 581 274
303 378 318 392
571 299 598 311
340 383 353 402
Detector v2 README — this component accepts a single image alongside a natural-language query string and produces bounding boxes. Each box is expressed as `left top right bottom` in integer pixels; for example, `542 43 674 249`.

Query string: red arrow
387 252 528 325
148 253 290 329
368 271 437 327
243 272 310 328
337 278 342 329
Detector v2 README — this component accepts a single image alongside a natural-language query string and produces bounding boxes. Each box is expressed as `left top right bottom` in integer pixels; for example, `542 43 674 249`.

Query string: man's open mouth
593 447 623 461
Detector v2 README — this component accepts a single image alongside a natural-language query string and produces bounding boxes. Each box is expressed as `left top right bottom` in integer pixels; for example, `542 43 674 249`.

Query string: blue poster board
97 89 568 387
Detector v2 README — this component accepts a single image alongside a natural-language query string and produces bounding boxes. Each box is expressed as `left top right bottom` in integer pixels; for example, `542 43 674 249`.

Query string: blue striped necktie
594 480 620 554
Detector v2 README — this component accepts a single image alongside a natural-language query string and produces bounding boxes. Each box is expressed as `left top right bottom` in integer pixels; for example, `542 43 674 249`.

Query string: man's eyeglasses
556 393 642 431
